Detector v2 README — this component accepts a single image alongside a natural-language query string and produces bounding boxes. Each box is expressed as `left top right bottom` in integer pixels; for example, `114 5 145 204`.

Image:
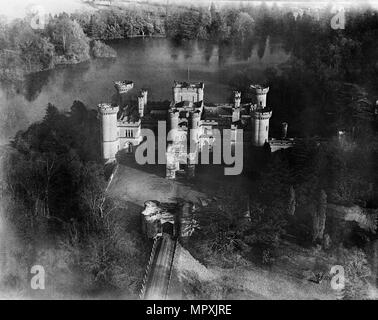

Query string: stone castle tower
98 80 279 166
98 103 119 161
172 81 204 103
138 89 148 117
250 85 272 147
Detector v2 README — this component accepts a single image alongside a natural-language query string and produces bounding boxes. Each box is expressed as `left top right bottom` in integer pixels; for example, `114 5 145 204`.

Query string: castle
98 80 293 178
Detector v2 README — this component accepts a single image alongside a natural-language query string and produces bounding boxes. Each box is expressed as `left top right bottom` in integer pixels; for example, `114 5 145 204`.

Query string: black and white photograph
0 0 378 305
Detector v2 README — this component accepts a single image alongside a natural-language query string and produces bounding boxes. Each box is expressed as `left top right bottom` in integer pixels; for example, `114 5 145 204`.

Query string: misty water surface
0 37 290 143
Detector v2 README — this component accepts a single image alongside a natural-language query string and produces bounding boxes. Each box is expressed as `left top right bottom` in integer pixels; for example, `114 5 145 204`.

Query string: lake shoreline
0 37 291 143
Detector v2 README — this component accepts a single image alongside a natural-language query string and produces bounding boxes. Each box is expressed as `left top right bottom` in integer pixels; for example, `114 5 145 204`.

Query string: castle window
266 126 268 131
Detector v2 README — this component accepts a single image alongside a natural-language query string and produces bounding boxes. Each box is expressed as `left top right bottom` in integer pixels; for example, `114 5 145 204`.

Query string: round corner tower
250 84 272 147
250 84 269 109
98 103 119 161
234 91 241 108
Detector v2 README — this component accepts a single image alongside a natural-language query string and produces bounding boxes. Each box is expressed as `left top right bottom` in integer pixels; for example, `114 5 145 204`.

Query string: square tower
172 81 204 104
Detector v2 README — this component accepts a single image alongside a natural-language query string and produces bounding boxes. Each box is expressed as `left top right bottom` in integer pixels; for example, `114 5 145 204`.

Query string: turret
234 91 241 108
114 80 134 107
173 81 204 104
138 96 145 117
282 122 288 139
141 89 148 105
98 103 119 161
114 80 134 95
250 84 272 146
232 91 241 122
250 84 269 109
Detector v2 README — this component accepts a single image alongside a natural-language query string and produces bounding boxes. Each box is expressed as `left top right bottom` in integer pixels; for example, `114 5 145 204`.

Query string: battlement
251 110 272 120
114 80 134 94
173 81 204 89
250 84 269 95
117 119 141 127
269 138 295 152
98 103 119 114
173 81 204 104
99 80 277 166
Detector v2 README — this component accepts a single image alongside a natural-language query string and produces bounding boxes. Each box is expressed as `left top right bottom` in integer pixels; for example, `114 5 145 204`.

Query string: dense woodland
1 102 148 298
1 3 378 299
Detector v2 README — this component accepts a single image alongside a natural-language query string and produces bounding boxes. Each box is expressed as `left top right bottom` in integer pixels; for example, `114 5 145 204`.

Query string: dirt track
107 164 207 206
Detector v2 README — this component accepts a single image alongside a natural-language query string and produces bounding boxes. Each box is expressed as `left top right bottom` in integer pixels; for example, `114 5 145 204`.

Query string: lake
0 37 290 143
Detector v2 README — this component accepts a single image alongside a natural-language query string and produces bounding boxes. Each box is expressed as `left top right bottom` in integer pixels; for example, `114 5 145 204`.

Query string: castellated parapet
141 89 148 105
249 84 272 146
234 91 241 108
114 80 134 94
99 80 287 174
250 84 269 109
173 81 204 104
98 103 119 115
233 91 241 122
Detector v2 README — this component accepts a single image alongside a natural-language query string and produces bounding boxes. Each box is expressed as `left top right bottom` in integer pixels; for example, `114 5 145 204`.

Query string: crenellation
114 80 134 94
98 79 293 172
